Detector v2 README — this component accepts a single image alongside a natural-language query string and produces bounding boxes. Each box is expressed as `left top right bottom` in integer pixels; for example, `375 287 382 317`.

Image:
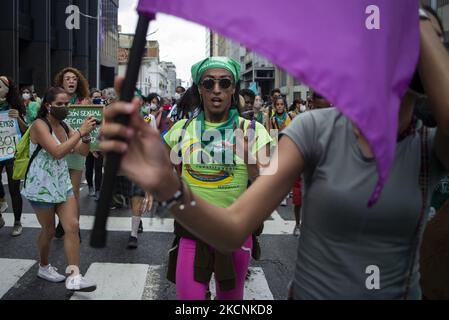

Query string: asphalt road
0 182 299 300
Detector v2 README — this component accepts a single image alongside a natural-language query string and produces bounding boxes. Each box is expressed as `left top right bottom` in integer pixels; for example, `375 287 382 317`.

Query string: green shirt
164 117 272 208
25 101 40 125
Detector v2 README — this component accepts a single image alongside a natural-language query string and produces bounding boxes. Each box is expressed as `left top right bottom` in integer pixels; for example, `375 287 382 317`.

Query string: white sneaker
293 225 301 237
37 264 66 283
0 201 8 213
88 187 95 197
11 222 22 237
281 198 288 206
65 274 97 292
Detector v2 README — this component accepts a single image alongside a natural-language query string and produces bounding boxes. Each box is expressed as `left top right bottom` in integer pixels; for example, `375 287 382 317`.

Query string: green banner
66 105 103 150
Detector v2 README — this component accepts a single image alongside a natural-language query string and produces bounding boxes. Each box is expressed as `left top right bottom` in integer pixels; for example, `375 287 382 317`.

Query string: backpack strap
23 118 53 188
177 116 197 159
60 121 70 137
403 125 429 299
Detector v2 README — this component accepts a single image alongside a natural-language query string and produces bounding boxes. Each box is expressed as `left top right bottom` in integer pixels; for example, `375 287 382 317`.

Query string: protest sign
66 105 103 150
0 111 22 161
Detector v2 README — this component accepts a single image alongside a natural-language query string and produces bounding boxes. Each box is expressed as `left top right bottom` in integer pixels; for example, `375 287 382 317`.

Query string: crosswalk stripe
0 258 36 299
1 259 274 300
1 212 295 235
142 265 162 300
70 263 150 300
209 267 274 300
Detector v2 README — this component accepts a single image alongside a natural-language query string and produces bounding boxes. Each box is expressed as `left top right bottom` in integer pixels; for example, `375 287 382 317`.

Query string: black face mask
92 98 104 105
50 105 69 121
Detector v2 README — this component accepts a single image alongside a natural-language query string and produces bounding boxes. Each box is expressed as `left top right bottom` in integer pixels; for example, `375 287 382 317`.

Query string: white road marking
0 261 274 300
0 258 36 298
1 211 294 235
70 263 149 300
208 267 274 300
141 265 161 300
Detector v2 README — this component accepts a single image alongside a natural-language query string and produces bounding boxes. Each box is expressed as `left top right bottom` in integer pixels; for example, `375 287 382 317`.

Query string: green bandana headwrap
191 57 241 85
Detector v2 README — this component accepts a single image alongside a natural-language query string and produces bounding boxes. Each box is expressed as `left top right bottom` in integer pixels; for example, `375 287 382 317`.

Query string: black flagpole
90 13 154 248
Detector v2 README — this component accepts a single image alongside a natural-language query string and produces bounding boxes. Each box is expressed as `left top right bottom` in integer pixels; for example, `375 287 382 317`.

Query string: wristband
157 175 196 214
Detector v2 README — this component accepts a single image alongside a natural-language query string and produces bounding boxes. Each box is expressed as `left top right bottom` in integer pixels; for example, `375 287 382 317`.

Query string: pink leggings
176 237 253 300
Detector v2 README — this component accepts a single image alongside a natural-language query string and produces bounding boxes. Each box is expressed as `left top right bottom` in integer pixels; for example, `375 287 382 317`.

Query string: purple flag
137 0 420 205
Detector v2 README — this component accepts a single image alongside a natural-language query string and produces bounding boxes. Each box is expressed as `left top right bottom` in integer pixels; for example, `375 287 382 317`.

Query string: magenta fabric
137 0 420 205
176 237 253 300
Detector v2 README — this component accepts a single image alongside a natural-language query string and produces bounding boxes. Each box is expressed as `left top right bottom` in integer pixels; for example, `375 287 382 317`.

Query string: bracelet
82 136 91 144
76 129 83 139
157 175 196 214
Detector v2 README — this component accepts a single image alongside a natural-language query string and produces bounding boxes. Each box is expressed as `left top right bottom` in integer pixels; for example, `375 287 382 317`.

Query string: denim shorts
29 189 75 209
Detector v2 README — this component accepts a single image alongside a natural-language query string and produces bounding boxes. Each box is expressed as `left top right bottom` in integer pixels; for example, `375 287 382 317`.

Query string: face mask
149 103 158 111
50 105 69 121
254 101 262 110
300 104 306 112
22 93 31 100
92 98 103 105
174 93 181 100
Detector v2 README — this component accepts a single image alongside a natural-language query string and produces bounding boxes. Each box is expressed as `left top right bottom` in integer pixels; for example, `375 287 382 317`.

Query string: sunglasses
201 78 233 90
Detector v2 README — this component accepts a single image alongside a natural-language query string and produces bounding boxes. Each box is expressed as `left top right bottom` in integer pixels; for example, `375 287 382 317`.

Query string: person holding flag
99 7 449 299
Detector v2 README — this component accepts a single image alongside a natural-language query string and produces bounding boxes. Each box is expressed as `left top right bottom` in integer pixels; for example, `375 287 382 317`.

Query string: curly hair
54 67 89 100
0 76 25 116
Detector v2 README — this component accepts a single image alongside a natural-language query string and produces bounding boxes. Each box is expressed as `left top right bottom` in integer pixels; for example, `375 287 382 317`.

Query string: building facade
118 33 161 97
164 61 177 99
0 0 118 95
241 50 275 100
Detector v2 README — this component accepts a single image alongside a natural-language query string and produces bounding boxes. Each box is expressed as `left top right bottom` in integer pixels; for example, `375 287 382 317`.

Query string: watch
82 136 91 143
419 8 430 21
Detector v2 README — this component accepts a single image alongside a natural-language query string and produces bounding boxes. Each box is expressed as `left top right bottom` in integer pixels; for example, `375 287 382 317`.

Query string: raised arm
419 19 449 170
99 99 305 252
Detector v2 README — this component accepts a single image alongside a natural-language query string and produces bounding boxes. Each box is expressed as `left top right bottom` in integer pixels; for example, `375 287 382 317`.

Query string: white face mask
300 104 306 112
22 93 31 101
149 103 158 111
174 93 181 100
254 101 262 110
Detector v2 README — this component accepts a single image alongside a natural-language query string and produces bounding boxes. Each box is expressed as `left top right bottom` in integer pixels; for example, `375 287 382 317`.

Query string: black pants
85 152 104 192
0 159 22 222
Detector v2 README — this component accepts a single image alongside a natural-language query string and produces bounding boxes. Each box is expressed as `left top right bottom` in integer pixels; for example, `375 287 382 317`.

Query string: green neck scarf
256 111 264 124
275 111 287 128
196 108 240 164
69 95 78 105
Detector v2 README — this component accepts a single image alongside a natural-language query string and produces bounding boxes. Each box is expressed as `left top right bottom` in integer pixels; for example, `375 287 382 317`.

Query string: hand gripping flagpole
90 13 154 248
